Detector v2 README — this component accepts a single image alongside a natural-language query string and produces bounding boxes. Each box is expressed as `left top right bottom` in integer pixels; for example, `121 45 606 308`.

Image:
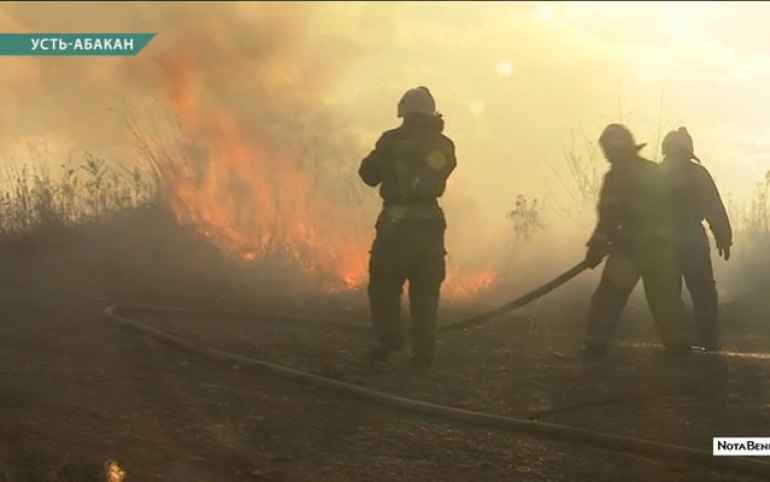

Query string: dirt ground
2 286 770 482
1 213 769 481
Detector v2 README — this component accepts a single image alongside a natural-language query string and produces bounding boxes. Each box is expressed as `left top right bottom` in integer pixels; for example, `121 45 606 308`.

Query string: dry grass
725 171 770 328
0 130 766 320
0 153 156 237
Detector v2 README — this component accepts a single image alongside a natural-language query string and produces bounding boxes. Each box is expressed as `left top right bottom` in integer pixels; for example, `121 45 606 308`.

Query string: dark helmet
598 124 647 152
397 86 437 118
662 126 700 162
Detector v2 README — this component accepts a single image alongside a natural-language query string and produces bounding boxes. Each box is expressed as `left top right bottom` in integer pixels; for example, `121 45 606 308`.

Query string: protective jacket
359 114 456 231
588 155 674 257
660 157 732 250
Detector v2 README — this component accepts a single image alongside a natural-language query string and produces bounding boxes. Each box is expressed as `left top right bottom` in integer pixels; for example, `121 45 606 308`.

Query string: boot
409 354 432 369
366 334 404 362
662 340 692 358
696 315 720 352
665 345 692 357
580 342 608 360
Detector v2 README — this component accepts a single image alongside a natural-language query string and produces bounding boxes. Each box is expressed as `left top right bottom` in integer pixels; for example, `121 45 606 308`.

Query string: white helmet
397 86 436 118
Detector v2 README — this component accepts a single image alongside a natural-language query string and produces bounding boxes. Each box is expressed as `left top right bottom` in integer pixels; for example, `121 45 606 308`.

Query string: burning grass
0 147 504 308
4 73 768 321
125 55 509 303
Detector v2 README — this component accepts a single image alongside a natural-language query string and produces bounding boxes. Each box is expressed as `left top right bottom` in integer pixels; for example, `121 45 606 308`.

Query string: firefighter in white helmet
358 86 456 367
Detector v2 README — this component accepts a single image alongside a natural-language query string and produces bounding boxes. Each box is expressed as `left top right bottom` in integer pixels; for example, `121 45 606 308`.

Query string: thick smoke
1 3 767 309
0 2 621 304
0 3 355 157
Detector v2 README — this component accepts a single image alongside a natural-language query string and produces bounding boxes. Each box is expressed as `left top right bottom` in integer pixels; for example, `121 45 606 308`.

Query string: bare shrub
507 194 544 242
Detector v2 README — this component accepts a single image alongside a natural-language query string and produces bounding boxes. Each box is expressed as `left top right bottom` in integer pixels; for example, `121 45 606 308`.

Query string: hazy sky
2 2 768 193
321 1 770 205
0 1 768 292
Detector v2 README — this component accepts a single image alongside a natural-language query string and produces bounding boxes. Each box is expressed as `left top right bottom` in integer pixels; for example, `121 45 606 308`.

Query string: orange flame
156 56 496 300
443 266 498 301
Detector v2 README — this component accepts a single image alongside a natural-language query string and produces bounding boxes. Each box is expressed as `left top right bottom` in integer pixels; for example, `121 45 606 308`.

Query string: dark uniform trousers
676 225 719 348
585 241 691 350
368 222 446 363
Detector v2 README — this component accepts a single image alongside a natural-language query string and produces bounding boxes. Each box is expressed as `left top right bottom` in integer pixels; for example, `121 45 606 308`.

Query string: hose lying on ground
103 260 770 478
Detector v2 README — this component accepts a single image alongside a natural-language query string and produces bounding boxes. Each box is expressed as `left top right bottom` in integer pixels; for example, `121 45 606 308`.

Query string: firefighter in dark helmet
661 127 732 351
582 124 691 357
358 86 456 367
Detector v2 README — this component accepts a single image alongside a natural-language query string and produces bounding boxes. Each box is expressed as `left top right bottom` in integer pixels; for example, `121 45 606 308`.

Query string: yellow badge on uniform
427 151 447 170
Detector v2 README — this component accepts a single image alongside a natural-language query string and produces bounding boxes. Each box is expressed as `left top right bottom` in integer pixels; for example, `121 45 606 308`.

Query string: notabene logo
717 440 770 451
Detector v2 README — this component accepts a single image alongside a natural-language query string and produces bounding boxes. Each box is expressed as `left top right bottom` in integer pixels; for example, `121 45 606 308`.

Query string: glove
717 245 731 261
585 233 611 269
585 243 609 269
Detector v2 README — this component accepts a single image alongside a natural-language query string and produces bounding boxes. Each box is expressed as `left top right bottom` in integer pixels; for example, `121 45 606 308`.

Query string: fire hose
439 260 590 333
103 260 770 479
